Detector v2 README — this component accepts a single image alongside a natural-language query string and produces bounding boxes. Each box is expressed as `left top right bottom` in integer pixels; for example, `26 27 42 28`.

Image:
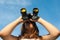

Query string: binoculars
20 8 39 20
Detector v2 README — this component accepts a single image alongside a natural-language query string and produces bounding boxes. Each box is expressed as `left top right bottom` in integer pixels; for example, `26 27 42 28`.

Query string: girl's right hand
19 16 28 23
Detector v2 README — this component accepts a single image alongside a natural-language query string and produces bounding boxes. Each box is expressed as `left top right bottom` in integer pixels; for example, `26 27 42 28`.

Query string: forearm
0 17 22 36
38 18 59 35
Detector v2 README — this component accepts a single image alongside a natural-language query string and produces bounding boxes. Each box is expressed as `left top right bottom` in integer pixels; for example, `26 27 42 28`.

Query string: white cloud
0 0 32 6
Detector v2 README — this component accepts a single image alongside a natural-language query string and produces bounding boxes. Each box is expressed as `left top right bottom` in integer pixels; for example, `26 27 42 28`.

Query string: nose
30 23 33 28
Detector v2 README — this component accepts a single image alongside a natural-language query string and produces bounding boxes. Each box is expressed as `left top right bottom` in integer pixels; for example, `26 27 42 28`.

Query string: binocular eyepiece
20 8 39 20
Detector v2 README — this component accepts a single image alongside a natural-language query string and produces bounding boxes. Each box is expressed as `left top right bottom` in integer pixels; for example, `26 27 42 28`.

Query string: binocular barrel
20 8 28 20
20 8 27 17
32 8 39 20
33 8 39 16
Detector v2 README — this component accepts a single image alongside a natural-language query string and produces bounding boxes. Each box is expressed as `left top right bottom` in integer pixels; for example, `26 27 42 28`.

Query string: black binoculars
20 8 39 20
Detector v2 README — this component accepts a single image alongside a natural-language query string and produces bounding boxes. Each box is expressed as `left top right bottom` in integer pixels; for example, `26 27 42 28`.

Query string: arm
0 16 23 37
37 18 59 39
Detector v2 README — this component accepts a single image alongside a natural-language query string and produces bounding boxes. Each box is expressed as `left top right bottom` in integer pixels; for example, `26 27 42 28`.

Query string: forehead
20 38 40 40
24 22 33 25
25 22 35 26
25 21 33 23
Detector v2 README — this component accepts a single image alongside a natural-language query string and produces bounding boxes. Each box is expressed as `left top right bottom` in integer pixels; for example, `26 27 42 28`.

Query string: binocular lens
33 8 39 13
21 8 26 13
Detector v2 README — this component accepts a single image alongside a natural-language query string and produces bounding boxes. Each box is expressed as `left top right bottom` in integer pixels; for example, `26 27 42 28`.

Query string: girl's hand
19 16 28 23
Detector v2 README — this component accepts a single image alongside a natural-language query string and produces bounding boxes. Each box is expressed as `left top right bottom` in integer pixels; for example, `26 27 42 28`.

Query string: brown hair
21 21 39 36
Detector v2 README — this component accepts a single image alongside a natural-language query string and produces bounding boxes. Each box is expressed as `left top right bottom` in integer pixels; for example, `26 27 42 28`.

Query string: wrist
17 18 23 23
37 17 41 22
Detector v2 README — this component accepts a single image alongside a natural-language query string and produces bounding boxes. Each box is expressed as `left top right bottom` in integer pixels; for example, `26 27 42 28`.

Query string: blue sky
0 0 60 40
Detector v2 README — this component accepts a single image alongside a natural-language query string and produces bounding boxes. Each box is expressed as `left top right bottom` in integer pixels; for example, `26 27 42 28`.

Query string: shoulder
1 35 19 40
40 34 57 40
